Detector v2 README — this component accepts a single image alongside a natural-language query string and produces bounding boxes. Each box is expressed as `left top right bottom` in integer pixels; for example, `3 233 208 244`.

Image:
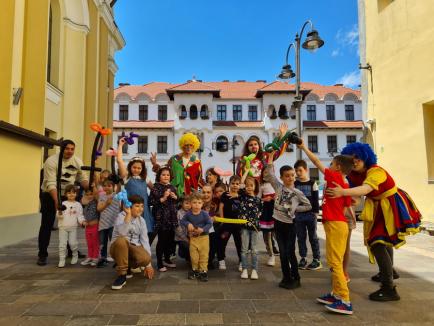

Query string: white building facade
113 81 362 184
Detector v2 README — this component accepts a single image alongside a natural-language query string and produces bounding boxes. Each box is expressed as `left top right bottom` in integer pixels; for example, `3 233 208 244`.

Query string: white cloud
331 49 340 57
336 70 360 88
335 25 359 52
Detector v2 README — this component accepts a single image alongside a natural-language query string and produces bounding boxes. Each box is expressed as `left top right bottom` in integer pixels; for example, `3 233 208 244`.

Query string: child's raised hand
296 138 305 149
278 122 288 137
267 151 275 165
150 152 158 166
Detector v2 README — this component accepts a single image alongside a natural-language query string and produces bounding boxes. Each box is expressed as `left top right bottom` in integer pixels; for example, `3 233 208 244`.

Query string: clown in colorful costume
327 142 421 302
152 133 203 198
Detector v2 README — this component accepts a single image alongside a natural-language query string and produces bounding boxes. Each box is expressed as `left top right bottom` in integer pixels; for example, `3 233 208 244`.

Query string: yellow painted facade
361 0 434 221
0 0 124 242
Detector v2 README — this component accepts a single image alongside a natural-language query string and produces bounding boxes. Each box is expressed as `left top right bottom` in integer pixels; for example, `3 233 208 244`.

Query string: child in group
97 170 111 195
57 185 85 268
117 138 154 242
97 179 120 267
298 140 354 315
81 188 100 267
213 182 226 201
218 175 243 271
293 160 322 270
201 184 218 269
263 153 312 290
239 175 262 280
258 179 279 267
343 205 357 282
205 167 222 189
181 192 213 282
175 196 191 262
110 195 154 290
149 167 178 272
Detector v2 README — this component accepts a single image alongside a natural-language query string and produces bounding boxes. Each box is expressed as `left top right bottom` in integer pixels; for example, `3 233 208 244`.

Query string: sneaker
371 271 400 282
159 266 168 272
188 270 198 280
238 262 243 272
298 257 308 270
250 269 259 280
111 275 127 290
70 255 78 265
241 269 249 279
106 257 114 262
130 267 141 273
58 259 66 268
97 258 108 268
307 259 322 270
218 260 226 270
81 258 93 266
316 293 337 305
198 271 208 282
278 279 291 289
90 259 98 267
267 255 275 267
369 286 400 302
37 257 47 266
163 261 176 268
325 299 353 315
126 268 134 279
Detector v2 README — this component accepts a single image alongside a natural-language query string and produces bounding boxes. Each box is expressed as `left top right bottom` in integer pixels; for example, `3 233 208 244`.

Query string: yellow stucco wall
364 0 434 221
0 0 123 228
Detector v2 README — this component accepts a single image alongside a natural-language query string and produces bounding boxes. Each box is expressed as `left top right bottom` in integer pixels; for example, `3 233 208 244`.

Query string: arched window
190 105 198 120
269 105 277 119
179 105 187 119
278 105 289 119
216 136 229 152
200 105 209 119
47 1 60 86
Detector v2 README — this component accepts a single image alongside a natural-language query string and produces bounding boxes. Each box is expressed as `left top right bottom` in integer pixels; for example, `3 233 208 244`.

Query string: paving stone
185 313 223 325
93 302 159 315
0 295 19 303
0 316 26 326
157 300 199 313
137 313 185 325
102 292 180 302
251 299 303 313
25 302 97 316
0 303 34 316
223 292 267 299
199 300 255 313
109 314 141 325
14 294 56 303
248 312 292 323
181 292 224 300
221 312 250 324
65 315 112 326
290 312 329 324
19 315 72 326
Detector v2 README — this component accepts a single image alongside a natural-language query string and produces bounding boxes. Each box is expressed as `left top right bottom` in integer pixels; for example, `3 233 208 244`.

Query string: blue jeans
99 227 113 259
241 229 258 270
295 212 320 260
275 220 299 281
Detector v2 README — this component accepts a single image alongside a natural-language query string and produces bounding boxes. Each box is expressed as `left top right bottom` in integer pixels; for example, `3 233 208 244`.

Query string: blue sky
113 0 360 88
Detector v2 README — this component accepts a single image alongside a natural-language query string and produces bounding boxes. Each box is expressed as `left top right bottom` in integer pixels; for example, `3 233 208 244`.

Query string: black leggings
156 229 175 268
371 244 394 287
217 224 242 262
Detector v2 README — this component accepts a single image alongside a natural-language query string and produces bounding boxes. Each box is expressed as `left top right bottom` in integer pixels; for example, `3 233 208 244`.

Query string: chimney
118 82 130 86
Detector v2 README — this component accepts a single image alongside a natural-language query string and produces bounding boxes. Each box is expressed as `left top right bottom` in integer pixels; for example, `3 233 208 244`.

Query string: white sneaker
241 269 249 279
90 259 98 267
81 258 92 266
267 255 275 267
106 257 114 262
218 260 226 270
130 267 141 273
238 262 243 272
250 269 259 280
70 255 78 265
58 259 66 268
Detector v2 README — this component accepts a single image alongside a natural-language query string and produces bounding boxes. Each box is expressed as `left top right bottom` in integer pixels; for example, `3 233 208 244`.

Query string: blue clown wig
341 142 377 168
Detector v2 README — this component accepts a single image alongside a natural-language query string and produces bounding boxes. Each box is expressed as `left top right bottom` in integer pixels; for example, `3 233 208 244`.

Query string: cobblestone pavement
1 223 434 325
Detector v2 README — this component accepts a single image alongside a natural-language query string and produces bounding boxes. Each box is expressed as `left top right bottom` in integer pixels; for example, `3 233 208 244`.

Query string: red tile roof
113 120 174 129
303 120 363 129
213 121 264 128
114 81 360 101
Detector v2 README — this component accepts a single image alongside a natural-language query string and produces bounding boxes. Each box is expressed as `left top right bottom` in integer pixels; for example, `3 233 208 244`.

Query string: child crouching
181 192 213 282
110 195 154 290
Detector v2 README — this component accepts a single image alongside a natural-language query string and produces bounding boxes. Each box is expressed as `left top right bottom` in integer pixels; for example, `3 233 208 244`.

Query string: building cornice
63 17 90 34
46 82 64 105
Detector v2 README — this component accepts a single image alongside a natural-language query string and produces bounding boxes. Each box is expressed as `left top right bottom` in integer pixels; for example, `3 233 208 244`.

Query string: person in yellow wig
152 133 203 198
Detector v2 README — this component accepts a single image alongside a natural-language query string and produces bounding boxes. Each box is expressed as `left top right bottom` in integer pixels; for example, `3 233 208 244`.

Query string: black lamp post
197 146 213 159
231 135 239 174
278 20 324 159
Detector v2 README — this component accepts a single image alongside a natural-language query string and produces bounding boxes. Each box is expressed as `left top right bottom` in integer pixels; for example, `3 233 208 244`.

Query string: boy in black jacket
294 160 322 270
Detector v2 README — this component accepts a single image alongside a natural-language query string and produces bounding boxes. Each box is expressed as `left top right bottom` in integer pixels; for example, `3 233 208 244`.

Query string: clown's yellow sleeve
364 167 387 191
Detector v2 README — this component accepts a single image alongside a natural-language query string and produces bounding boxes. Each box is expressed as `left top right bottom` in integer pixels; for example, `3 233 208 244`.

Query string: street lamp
197 146 213 159
231 135 239 174
278 20 324 159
